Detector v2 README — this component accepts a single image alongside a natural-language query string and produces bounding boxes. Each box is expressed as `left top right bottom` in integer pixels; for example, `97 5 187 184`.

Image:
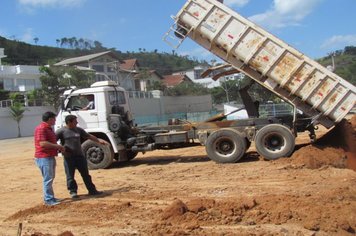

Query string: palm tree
9 102 26 137
33 37 39 45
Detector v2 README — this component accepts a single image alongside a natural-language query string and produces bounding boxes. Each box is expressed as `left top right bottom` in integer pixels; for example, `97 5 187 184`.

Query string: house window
92 65 104 72
0 78 3 90
4 78 14 91
107 65 116 73
95 74 107 81
194 69 203 80
16 79 36 91
134 80 140 91
35 79 42 89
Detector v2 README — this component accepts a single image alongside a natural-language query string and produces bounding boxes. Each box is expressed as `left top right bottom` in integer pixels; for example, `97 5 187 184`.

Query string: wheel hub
87 147 104 164
216 139 234 155
265 134 284 151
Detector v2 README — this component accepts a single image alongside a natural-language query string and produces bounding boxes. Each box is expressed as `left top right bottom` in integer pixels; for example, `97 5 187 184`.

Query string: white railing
0 99 50 108
127 91 154 99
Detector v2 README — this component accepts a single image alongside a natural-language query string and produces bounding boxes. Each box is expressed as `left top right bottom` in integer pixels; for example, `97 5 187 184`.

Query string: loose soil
0 116 355 236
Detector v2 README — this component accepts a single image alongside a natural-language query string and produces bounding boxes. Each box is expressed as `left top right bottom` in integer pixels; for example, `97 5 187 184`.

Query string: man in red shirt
34 111 65 206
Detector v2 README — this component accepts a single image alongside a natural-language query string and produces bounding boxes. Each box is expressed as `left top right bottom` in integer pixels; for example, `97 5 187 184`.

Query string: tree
9 102 26 137
39 66 94 109
33 37 39 45
165 82 209 96
147 80 166 91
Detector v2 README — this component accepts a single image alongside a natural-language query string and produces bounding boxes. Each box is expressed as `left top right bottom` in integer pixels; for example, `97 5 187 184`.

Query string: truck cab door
64 94 99 129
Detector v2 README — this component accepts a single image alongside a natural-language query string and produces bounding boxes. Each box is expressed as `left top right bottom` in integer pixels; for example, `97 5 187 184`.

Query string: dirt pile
282 116 356 170
153 193 356 235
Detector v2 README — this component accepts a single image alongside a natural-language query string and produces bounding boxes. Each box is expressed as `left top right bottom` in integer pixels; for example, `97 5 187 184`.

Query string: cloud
321 35 356 49
18 0 85 8
20 28 35 43
249 0 323 30
224 0 250 7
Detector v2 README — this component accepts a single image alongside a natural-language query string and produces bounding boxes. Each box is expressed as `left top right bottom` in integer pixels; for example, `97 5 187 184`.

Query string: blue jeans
35 157 56 203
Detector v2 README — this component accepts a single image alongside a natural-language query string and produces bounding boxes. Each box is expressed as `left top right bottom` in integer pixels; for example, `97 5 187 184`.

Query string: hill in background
0 35 355 85
0 36 202 76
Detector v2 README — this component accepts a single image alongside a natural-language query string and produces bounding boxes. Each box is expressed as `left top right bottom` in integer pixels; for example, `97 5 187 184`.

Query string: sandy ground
0 117 355 236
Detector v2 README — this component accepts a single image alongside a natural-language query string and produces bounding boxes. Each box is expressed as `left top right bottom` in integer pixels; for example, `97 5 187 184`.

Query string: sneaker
70 192 79 199
45 199 60 206
88 190 103 196
54 198 62 202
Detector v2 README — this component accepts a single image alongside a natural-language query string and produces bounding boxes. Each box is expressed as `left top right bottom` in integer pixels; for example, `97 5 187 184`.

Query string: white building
54 51 162 92
0 48 42 92
174 65 245 89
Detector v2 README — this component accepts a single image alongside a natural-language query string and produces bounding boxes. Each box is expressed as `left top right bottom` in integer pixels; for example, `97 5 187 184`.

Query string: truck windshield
108 91 126 105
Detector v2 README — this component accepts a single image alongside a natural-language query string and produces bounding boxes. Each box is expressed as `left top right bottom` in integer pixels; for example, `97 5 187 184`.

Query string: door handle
90 112 98 116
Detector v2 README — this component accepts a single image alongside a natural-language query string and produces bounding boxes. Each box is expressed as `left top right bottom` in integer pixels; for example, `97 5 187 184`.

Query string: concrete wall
0 106 55 139
128 95 212 116
0 95 213 139
129 97 163 117
163 95 212 113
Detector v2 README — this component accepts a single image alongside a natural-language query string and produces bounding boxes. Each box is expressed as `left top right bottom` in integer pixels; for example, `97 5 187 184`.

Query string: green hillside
317 46 356 85
0 36 200 75
1 36 355 85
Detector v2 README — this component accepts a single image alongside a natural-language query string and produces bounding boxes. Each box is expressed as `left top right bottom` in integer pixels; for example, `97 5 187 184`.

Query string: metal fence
259 103 293 117
0 99 50 108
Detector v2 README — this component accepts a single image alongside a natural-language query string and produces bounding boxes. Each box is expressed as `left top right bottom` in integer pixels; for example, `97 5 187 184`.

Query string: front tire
205 128 246 163
82 139 114 169
254 124 295 160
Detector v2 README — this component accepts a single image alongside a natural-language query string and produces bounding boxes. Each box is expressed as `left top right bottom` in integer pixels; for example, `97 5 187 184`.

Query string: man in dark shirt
34 111 65 206
56 115 108 198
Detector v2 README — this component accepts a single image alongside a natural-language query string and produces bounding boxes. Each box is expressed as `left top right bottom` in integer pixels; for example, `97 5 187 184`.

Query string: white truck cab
55 81 135 169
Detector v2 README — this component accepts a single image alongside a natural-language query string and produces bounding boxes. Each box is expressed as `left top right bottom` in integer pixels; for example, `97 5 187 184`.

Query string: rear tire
82 139 114 169
254 124 295 160
205 128 246 163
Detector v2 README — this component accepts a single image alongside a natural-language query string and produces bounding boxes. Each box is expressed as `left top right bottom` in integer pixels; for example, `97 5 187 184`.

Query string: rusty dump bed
165 0 356 128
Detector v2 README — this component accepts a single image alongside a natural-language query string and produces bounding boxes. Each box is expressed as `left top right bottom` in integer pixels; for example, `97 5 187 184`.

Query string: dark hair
65 115 77 124
42 111 57 122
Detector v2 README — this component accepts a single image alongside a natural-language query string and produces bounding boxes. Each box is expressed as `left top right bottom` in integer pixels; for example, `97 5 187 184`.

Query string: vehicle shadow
109 150 261 169
110 154 210 168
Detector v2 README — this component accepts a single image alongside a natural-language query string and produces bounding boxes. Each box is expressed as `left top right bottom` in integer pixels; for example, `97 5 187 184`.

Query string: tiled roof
120 59 138 71
162 74 190 87
54 51 120 66
133 70 163 79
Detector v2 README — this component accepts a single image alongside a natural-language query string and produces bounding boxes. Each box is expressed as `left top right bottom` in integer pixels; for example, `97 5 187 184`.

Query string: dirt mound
284 145 347 169
154 194 356 235
281 116 356 170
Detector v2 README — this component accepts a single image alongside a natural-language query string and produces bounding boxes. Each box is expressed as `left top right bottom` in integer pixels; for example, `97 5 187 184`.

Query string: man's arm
78 127 108 145
39 141 65 152
88 134 109 145
37 127 65 152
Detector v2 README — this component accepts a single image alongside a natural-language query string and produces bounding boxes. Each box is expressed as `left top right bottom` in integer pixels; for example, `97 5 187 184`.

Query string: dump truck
55 0 355 169
164 0 356 129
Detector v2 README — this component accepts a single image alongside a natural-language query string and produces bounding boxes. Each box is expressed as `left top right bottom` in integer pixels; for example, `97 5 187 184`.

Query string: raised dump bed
164 0 356 128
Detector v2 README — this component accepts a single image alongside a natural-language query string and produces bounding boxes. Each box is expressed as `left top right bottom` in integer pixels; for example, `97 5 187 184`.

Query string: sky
1 0 356 63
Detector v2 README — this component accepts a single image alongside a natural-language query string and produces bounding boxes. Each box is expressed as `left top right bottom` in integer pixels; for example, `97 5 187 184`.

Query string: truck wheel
82 139 114 169
127 150 138 161
254 124 295 160
205 128 246 163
